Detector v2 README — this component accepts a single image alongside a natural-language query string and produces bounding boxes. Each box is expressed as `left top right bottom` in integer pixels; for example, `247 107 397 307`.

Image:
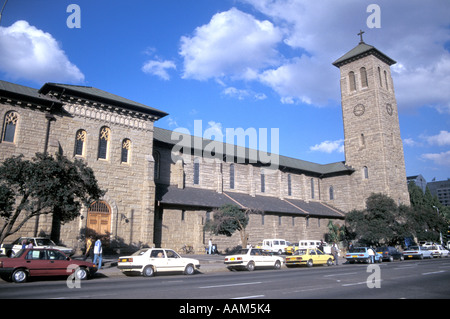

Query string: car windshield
293 249 308 256
235 249 249 255
349 247 366 253
408 246 419 250
131 249 149 256
35 238 56 246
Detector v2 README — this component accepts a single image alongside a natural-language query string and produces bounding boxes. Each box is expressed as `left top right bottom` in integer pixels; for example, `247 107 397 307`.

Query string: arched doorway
86 201 111 239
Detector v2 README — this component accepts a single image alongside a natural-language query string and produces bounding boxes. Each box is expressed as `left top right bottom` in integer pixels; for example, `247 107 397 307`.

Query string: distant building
407 175 427 193
428 179 450 207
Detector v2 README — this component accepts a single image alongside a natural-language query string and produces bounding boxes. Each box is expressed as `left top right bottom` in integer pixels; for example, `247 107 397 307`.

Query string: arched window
329 186 334 200
153 151 160 180
363 166 369 179
287 174 292 196
261 169 265 193
360 67 368 88
349 71 356 91
98 127 110 160
121 138 131 163
193 158 200 185
384 70 389 90
378 67 383 87
229 164 235 189
2 111 18 143
74 129 86 156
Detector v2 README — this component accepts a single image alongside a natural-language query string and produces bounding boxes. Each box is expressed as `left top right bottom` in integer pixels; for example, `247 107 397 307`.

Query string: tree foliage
204 204 255 247
345 188 448 247
0 153 105 244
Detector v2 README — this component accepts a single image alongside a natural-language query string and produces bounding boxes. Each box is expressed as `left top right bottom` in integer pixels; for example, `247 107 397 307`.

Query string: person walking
93 237 103 269
208 239 212 255
331 242 340 265
84 236 93 261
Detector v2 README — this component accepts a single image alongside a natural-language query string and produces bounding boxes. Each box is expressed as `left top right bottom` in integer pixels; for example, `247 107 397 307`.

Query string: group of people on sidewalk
83 236 103 269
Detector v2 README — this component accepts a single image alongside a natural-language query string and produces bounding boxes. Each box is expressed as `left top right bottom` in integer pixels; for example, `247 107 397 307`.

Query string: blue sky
0 0 449 183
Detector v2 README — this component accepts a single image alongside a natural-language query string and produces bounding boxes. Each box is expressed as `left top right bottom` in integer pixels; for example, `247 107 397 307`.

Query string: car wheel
12 269 28 283
273 260 281 270
327 258 333 266
74 267 88 280
246 261 255 271
419 254 423 259
184 264 195 275
400 255 404 261
306 259 313 267
142 265 154 277
389 256 394 262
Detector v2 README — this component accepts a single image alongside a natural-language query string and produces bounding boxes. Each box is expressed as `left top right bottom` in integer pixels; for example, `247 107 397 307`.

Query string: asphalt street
1 254 449 301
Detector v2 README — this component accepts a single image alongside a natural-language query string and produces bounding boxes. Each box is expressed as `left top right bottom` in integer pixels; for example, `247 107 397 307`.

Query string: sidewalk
89 253 348 278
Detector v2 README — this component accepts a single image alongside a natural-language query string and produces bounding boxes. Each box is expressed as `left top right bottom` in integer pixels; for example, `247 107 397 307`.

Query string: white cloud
179 8 283 81
421 150 450 166
142 59 176 80
0 20 84 83
424 131 450 146
310 139 344 154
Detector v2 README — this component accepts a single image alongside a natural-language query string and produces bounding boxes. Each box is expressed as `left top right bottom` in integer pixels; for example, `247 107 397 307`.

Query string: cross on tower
358 30 365 44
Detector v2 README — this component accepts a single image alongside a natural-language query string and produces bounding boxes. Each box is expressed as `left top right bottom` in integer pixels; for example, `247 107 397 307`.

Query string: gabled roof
0 80 63 109
39 83 168 118
332 42 396 67
154 126 354 177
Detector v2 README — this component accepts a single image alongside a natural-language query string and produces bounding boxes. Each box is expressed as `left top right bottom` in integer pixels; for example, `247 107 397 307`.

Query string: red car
0 248 97 283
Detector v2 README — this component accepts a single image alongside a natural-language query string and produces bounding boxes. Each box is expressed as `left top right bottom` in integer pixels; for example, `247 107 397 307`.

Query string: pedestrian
331 242 340 265
84 236 93 261
368 247 375 263
93 237 103 269
208 238 212 255
25 240 33 249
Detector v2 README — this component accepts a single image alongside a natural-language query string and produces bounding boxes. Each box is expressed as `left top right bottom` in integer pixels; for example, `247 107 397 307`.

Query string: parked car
345 247 382 264
284 243 299 255
117 248 200 277
0 248 96 283
285 248 334 267
428 245 449 258
376 246 404 262
0 237 74 257
402 246 433 259
224 248 284 271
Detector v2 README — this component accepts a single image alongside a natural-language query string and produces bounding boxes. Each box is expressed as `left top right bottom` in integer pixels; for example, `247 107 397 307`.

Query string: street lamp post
433 205 443 245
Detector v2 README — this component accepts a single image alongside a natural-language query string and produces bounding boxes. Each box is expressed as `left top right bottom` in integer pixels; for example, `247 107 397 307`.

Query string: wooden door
87 201 111 237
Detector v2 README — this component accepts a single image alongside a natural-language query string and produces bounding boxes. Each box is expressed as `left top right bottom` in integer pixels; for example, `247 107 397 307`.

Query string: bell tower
333 31 410 208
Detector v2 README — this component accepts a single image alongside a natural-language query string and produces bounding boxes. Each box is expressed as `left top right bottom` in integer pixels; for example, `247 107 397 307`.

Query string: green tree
0 153 105 244
345 193 407 246
204 204 254 247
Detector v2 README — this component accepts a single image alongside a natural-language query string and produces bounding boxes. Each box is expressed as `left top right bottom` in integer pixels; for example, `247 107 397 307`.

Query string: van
298 240 331 254
261 239 288 255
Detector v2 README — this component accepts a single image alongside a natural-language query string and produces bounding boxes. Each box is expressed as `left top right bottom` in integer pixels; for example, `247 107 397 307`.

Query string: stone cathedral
0 38 409 253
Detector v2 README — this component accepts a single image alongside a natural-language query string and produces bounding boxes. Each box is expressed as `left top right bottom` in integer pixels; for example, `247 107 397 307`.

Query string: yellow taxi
285 248 334 267
284 243 299 255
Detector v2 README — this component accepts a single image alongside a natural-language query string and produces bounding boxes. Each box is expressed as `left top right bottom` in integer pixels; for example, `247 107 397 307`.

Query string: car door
165 249 184 271
149 249 168 272
315 248 328 264
24 249 50 276
45 249 72 276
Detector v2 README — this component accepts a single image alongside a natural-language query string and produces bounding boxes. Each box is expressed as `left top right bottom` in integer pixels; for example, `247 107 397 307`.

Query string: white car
224 248 284 271
260 239 288 255
117 248 200 277
403 246 433 259
0 237 74 257
429 245 449 258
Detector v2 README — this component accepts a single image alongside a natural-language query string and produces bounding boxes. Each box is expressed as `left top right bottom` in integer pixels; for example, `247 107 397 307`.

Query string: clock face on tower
353 104 365 116
386 103 393 116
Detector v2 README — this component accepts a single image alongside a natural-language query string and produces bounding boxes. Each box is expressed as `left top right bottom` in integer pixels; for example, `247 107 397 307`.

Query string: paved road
1 256 449 301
